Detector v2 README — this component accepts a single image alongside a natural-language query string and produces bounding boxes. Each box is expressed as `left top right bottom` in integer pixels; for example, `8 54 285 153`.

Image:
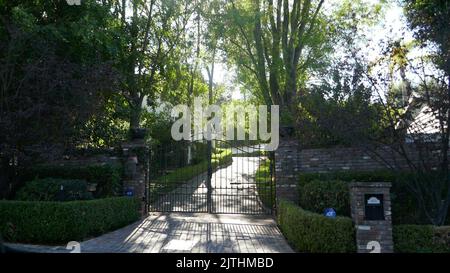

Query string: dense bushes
15 178 93 201
19 164 122 198
393 225 450 253
298 170 424 224
299 180 350 216
277 200 355 253
0 197 140 244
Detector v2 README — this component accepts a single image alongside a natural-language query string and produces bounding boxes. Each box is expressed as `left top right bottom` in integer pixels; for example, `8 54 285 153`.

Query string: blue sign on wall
324 208 336 218
125 188 134 197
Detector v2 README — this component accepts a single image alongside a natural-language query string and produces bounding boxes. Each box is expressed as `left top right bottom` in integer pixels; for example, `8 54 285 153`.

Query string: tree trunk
130 104 141 129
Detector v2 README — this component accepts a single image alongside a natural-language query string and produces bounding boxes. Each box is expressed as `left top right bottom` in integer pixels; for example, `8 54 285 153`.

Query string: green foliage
20 164 123 198
393 225 450 253
255 159 274 209
223 0 334 109
298 61 382 148
299 180 350 216
403 0 450 72
277 200 356 253
0 197 140 244
142 105 176 147
15 178 93 202
0 1 124 148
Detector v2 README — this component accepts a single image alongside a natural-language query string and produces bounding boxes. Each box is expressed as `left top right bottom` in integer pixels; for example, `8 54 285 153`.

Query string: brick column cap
349 182 392 188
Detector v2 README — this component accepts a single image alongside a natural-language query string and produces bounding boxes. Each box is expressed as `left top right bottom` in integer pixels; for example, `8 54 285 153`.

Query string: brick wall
274 139 300 204
298 145 443 173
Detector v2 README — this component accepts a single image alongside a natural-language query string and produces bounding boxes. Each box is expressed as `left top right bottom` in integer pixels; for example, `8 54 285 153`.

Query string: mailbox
364 194 384 220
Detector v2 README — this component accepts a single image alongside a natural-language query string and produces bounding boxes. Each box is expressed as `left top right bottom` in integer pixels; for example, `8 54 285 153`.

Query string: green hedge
0 197 140 244
393 225 450 253
15 178 93 201
298 170 424 224
255 159 274 209
277 200 355 253
299 180 350 217
19 164 123 198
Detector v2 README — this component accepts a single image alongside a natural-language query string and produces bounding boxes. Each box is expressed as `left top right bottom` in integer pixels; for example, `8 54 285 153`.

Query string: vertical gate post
274 126 300 206
122 129 149 216
206 140 213 213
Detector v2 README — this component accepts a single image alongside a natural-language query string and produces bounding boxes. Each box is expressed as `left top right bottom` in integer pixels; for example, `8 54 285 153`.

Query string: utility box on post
349 182 393 253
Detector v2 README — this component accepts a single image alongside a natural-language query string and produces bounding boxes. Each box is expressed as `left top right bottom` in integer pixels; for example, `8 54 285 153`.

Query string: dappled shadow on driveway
83 213 293 253
5 213 293 253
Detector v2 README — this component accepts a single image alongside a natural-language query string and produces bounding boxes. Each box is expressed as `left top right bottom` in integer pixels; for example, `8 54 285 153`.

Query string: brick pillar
275 126 299 205
349 182 393 253
122 138 149 216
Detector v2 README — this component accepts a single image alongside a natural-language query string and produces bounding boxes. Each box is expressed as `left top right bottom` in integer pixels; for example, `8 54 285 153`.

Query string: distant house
402 96 443 143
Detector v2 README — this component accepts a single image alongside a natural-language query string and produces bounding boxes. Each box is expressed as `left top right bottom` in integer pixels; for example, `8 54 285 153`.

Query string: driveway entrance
148 141 274 214
6 213 293 253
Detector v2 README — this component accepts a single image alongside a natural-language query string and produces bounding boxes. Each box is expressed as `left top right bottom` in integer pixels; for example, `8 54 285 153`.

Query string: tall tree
394 0 450 225
0 0 120 197
403 0 450 77
109 0 194 130
224 0 325 125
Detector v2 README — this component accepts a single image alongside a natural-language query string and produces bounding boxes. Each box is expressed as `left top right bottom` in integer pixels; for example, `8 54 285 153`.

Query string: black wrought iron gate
147 140 274 214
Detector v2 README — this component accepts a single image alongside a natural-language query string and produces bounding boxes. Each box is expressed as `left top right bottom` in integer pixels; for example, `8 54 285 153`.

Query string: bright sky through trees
212 0 414 101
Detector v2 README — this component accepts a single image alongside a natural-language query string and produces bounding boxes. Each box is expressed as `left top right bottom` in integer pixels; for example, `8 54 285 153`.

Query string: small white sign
367 197 381 205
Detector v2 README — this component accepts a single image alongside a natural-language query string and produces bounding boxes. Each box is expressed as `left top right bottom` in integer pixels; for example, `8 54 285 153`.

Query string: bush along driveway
0 197 140 244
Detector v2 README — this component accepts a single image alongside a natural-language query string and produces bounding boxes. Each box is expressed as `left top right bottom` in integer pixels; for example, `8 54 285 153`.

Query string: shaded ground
6 213 293 253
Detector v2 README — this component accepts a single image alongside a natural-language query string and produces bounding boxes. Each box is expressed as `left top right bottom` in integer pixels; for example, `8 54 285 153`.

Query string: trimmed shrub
299 180 350 216
19 164 122 198
255 159 274 209
0 197 140 244
15 178 93 201
277 200 355 253
393 225 450 253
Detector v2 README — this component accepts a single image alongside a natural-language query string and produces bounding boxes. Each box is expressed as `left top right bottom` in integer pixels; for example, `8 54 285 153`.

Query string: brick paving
6 213 293 253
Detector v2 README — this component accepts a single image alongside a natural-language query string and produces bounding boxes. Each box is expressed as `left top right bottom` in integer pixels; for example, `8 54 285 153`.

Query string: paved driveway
6 213 293 253
152 156 270 214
